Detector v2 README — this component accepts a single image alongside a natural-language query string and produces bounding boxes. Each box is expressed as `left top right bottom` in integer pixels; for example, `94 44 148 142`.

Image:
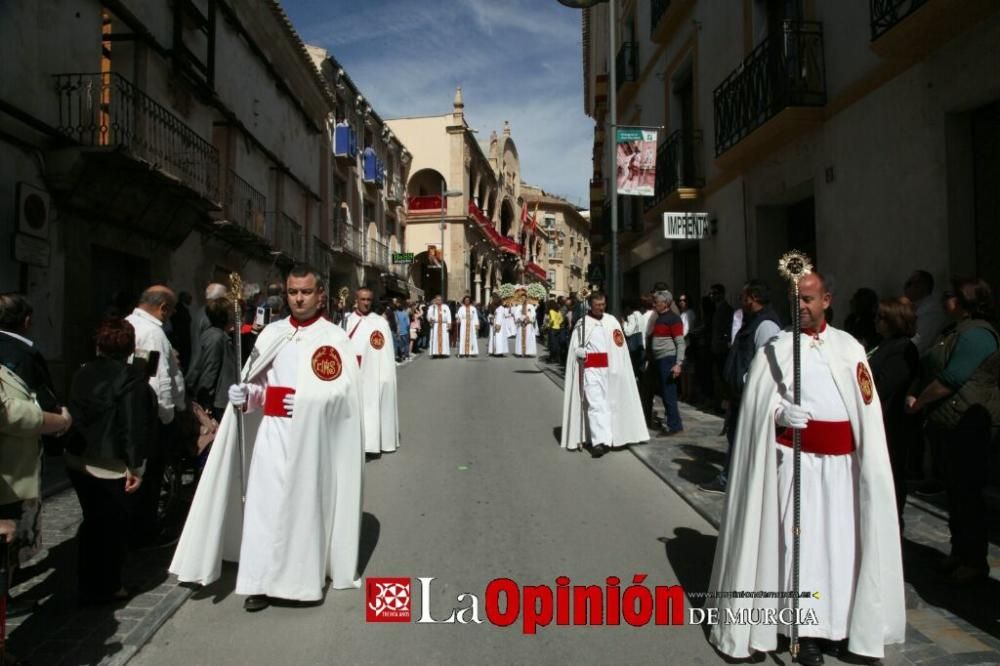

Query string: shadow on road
358 512 381 576
672 444 725 486
512 369 543 374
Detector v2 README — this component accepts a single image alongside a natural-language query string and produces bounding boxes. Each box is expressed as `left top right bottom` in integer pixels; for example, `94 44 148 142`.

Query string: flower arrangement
496 283 517 300
526 283 548 302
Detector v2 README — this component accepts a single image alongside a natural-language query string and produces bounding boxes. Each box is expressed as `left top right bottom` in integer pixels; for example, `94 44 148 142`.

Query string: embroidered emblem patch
312 346 342 381
857 362 874 405
370 330 385 350
613 329 625 347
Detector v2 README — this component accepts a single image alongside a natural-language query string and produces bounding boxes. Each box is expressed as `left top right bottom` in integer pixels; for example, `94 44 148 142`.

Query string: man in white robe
428 295 452 358
560 293 648 457
344 288 399 455
455 296 480 358
170 267 364 612
512 297 537 357
707 272 904 665
488 303 508 356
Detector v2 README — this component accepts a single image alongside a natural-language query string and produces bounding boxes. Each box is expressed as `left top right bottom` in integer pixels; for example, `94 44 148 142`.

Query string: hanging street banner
663 212 710 240
392 252 414 265
615 127 657 197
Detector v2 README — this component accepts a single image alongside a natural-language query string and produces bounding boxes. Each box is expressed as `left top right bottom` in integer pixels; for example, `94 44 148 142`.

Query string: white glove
283 393 296 417
575 348 587 360
775 400 811 429
228 383 248 407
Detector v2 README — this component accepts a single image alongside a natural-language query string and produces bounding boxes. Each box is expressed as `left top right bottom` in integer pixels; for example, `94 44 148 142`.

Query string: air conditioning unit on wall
17 182 50 239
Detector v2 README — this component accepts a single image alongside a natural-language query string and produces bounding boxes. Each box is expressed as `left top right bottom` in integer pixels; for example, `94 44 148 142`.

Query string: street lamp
440 183 463 300
557 0 618 316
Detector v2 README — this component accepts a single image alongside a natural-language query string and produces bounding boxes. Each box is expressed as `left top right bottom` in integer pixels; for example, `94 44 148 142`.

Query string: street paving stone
538 357 1000 666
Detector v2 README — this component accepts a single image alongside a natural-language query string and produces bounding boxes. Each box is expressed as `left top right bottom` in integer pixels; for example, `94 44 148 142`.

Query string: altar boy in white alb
428 295 452 358
488 303 509 356
706 273 904 665
512 296 537 357
455 296 480 358
560 293 647 457
170 267 364 613
344 288 399 455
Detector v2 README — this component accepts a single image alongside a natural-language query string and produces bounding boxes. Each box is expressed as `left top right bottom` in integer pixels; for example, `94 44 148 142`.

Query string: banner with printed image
615 128 657 197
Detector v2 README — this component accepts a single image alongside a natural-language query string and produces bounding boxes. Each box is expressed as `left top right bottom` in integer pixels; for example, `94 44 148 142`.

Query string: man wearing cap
171 266 364 612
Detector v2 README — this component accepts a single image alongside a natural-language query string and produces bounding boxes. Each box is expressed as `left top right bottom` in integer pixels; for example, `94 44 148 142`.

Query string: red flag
520 202 529 225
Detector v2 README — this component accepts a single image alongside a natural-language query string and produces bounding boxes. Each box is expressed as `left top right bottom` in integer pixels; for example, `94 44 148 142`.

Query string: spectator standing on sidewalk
66 317 153 604
708 284 734 408
700 279 780 494
546 299 564 363
186 299 236 423
907 277 999 583
126 286 185 546
904 269 948 356
647 291 686 436
622 299 646 378
394 301 411 363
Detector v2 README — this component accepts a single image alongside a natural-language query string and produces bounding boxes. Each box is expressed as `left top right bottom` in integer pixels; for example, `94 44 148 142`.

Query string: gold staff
228 272 248 506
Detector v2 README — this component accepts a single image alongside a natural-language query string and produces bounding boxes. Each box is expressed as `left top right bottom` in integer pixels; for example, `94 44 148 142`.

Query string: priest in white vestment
170 267 364 612
488 303 508 356
706 272 904 665
512 297 538 357
560 292 647 457
455 296 480 357
428 296 452 358
344 288 399 455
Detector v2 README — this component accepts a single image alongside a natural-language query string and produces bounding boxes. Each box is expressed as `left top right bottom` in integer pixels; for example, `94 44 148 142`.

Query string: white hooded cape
560 314 648 449
707 327 904 658
345 312 399 454
169 318 364 596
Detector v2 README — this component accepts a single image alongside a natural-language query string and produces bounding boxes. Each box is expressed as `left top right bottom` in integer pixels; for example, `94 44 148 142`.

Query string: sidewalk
538 357 1000 666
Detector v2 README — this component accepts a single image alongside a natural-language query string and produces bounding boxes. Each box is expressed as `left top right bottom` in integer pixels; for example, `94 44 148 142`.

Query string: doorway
755 195 816 321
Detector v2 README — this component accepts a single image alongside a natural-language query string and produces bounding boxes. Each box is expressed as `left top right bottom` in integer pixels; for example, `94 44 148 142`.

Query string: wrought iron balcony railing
53 72 220 201
615 42 638 93
332 218 363 259
271 212 303 260
310 236 332 274
870 0 928 41
367 238 389 268
713 21 826 157
644 130 704 211
224 170 267 238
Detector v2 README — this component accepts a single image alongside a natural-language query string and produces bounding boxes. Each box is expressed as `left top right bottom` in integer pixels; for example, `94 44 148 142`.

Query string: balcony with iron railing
651 0 696 44
644 130 704 214
713 21 826 167
868 0 995 59
270 212 303 261
468 201 503 247
367 238 389 269
615 42 638 96
223 169 267 239
53 72 220 202
310 236 332 274
386 177 404 206
331 217 363 260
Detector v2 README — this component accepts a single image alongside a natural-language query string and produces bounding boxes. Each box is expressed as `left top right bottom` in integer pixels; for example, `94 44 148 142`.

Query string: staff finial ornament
778 250 813 285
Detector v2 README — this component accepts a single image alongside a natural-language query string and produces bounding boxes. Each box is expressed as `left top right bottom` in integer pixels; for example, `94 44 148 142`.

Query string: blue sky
281 0 593 206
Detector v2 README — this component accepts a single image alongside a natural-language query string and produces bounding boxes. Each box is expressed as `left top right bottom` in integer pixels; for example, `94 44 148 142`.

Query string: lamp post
440 183 463 300
557 0 617 315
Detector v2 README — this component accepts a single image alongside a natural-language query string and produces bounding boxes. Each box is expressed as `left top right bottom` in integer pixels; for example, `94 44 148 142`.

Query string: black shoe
698 477 727 494
244 595 270 612
816 638 845 659
795 638 824 666
591 444 608 458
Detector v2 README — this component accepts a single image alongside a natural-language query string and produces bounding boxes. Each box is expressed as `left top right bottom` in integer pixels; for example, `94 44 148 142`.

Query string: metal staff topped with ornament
228 272 248 506
777 249 813 662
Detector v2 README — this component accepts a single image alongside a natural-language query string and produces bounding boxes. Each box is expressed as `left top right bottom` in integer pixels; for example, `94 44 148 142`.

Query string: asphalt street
132 353 724 665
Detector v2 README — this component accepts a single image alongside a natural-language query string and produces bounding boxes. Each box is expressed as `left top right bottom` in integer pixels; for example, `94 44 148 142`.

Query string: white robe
560 314 648 449
512 303 537 357
345 311 399 454
489 307 509 356
502 305 517 339
707 326 904 659
170 317 364 599
428 304 452 356
456 305 480 357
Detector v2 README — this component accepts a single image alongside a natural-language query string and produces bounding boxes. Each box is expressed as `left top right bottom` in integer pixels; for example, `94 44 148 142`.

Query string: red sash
776 420 855 455
263 386 295 417
584 352 609 368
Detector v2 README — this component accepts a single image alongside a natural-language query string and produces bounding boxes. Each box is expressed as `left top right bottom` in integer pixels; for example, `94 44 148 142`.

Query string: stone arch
499 198 516 238
407 168 447 198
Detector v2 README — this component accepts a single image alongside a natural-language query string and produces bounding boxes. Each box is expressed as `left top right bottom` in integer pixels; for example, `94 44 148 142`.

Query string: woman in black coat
66 317 152 604
868 297 919 527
